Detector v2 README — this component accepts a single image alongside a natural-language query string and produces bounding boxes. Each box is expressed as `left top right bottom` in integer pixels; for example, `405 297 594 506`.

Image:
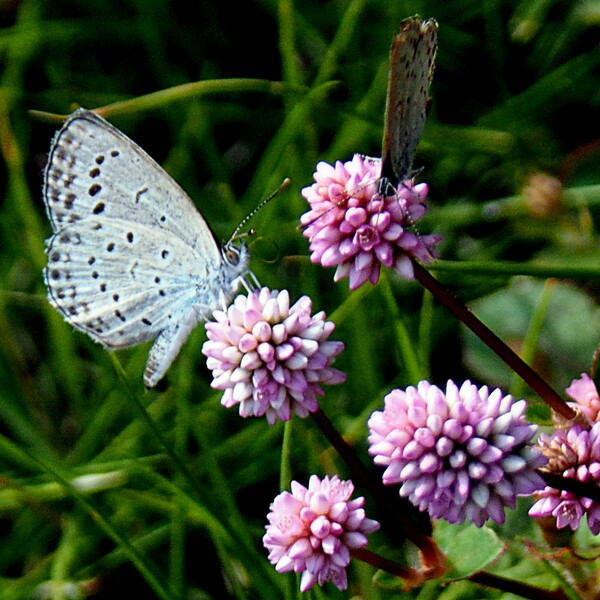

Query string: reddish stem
539 471 600 502
469 571 569 600
351 547 422 582
352 548 568 598
411 261 575 419
311 408 440 565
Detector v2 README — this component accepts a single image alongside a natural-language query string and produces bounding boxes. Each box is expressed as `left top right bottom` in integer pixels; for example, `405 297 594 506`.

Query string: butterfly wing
43 109 226 364
45 216 219 348
44 109 221 257
380 16 438 191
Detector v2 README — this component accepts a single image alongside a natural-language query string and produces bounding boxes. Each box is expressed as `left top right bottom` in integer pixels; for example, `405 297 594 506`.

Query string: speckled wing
43 109 223 349
44 218 218 348
379 16 438 193
44 109 221 255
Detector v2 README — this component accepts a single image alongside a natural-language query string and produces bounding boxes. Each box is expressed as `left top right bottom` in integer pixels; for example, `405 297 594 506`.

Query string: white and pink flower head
368 380 546 526
202 287 345 424
301 154 440 290
263 475 380 592
529 373 600 534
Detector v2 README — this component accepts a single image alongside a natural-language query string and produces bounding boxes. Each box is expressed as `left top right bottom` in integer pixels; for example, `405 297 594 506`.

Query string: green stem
30 78 289 122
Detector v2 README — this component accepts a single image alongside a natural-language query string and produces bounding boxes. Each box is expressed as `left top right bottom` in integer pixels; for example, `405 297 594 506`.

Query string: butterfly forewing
380 15 438 191
44 109 221 258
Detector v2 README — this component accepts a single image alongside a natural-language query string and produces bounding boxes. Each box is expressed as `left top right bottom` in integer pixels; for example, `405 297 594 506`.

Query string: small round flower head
300 154 440 290
367 380 547 526
565 373 600 423
529 422 600 534
202 288 345 424
263 475 380 592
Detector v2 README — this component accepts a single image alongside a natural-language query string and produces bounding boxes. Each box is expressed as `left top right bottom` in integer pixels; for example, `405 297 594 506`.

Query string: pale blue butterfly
43 109 254 387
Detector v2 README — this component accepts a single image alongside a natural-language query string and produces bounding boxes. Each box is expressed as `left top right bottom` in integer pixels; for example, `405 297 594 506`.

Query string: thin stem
411 261 575 419
469 571 569 600
350 547 423 583
31 455 177 600
30 79 288 122
352 551 570 598
311 408 441 567
108 355 206 501
539 471 600 503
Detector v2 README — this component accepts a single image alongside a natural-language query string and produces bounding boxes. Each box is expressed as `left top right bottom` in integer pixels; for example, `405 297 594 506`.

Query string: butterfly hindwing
44 216 218 348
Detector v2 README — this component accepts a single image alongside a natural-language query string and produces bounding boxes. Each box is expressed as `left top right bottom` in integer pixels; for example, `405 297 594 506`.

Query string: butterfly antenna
231 178 291 241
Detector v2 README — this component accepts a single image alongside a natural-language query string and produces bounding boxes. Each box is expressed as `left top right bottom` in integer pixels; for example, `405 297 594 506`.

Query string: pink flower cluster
566 373 600 422
263 475 379 592
202 288 345 424
300 154 440 290
368 380 546 526
529 374 600 534
529 423 600 534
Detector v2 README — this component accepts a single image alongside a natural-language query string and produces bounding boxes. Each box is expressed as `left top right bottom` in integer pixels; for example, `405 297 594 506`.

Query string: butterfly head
221 238 255 295
221 178 290 294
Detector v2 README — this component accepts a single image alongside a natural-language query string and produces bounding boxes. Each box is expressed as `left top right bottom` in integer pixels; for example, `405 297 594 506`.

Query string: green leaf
434 520 503 580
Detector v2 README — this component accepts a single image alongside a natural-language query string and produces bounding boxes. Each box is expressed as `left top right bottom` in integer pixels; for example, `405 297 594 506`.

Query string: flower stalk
350 547 430 587
468 571 569 600
411 260 575 419
310 408 442 567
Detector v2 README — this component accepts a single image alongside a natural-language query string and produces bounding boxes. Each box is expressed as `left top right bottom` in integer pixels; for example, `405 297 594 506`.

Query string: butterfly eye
224 246 240 266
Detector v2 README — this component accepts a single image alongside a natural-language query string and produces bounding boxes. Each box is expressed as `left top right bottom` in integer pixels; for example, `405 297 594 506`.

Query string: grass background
0 0 599 598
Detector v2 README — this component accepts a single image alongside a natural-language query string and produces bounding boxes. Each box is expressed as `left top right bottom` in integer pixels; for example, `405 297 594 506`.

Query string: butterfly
379 15 438 196
43 108 253 388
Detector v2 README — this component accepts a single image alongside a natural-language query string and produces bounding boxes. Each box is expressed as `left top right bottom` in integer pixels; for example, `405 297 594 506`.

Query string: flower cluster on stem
263 475 380 592
300 154 440 289
368 380 546 526
202 287 345 424
529 374 600 534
